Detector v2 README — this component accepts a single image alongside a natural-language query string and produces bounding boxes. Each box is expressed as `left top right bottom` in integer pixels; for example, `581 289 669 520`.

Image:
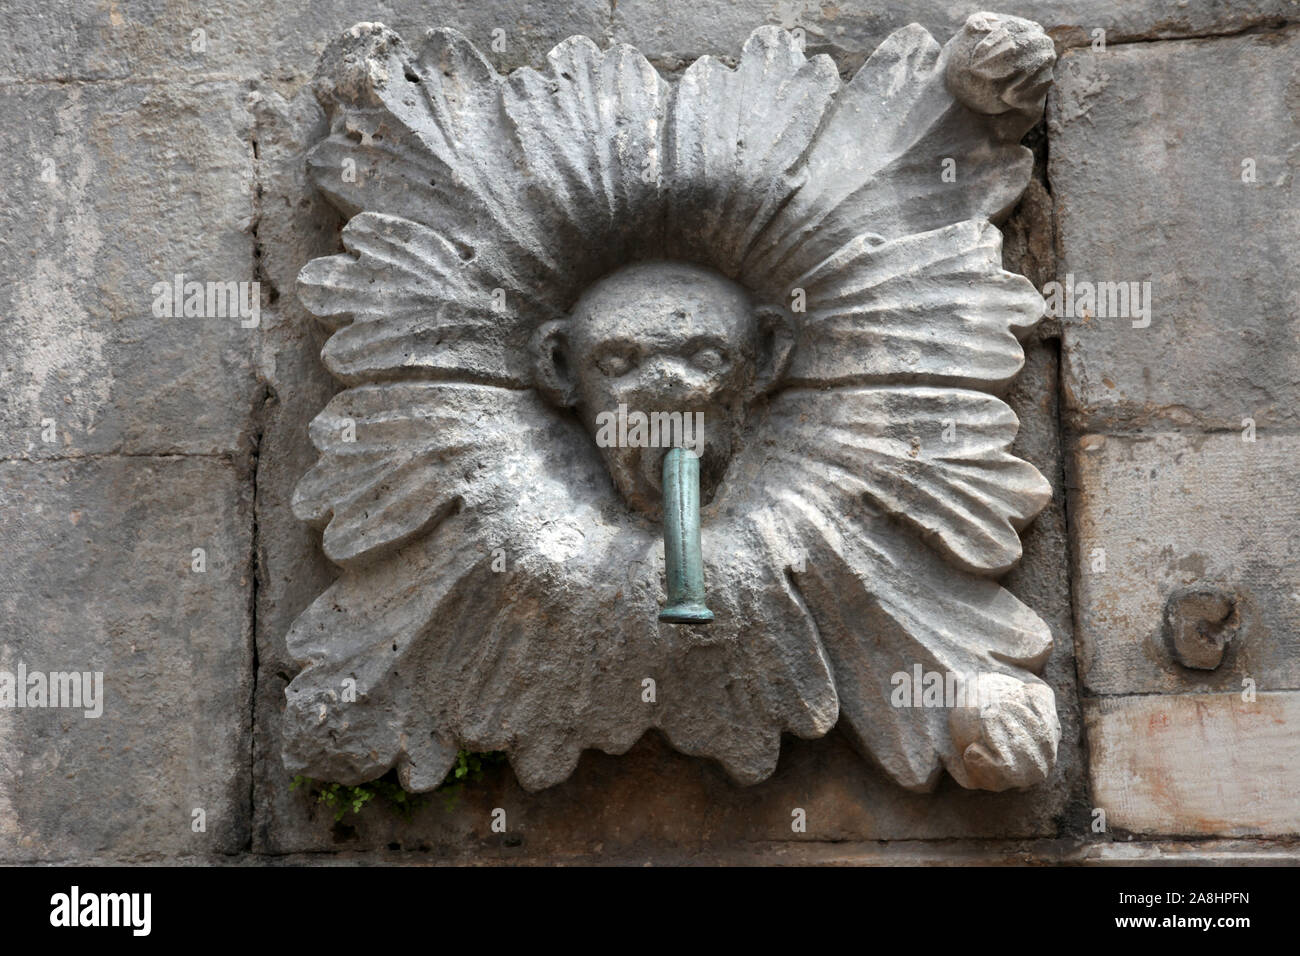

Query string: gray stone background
0 0 1296 864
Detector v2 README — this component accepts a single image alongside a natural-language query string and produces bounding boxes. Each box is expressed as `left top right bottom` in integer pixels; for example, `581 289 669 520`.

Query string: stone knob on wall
283 13 1060 796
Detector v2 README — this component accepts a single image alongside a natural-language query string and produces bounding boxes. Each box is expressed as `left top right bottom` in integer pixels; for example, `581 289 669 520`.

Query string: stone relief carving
284 12 1061 794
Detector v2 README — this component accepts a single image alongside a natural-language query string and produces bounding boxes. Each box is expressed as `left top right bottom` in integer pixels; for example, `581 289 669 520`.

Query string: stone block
0 80 260 459
611 0 1296 72
0 1 613 84
1070 431 1300 696
244 87 344 854
0 456 253 861
1049 31 1300 431
1086 691 1300 836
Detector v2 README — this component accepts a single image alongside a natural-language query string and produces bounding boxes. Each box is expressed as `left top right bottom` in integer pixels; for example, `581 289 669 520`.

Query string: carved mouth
627 439 731 511
597 440 725 518
640 445 670 493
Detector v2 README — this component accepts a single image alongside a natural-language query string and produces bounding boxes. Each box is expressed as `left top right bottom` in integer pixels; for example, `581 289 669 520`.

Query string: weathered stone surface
5 1 1291 85
611 0 1296 72
263 726 1076 857
945 12 1054 132
8 1 1296 864
1049 30 1300 432
0 457 253 861
0 81 260 459
282 18 1061 798
1086 692 1300 836
1001 335 1088 829
236 10 1081 859
244 86 344 854
1070 431 1300 696
0 1 611 84
1165 586 1240 670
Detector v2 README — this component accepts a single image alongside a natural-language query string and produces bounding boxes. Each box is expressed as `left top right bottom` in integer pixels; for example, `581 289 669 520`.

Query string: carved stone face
536 260 789 515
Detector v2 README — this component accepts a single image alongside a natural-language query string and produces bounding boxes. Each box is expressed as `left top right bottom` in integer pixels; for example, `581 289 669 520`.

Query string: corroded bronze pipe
659 447 713 624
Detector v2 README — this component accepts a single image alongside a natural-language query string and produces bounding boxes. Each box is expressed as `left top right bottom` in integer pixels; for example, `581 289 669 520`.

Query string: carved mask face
535 260 790 515
290 17 1062 796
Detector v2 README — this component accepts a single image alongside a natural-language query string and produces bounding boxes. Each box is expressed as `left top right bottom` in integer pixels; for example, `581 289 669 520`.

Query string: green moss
291 750 508 822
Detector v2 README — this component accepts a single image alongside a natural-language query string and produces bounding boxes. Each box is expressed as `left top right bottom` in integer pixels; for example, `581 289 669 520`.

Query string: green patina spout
659 447 713 625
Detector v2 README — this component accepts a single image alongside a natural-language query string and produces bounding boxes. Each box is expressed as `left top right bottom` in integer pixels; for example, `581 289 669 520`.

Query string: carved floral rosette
286 13 1061 794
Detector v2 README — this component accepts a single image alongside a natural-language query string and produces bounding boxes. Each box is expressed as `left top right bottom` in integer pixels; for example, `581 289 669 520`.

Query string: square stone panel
0 456 253 861
1070 431 1300 696
1049 30 1300 432
0 80 261 459
244 68 1082 850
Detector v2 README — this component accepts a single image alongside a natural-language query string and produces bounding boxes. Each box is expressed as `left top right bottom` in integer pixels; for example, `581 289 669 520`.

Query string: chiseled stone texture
1049 29 1300 432
245 87 345 854
612 0 1296 71
0 80 261 459
2 2 1294 862
4 2 1293 85
0 457 253 861
1086 692 1300 836
0 1 611 83
1069 431 1300 697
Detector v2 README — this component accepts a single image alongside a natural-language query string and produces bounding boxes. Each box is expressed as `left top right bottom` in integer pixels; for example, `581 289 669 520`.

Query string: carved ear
750 305 796 397
531 320 578 407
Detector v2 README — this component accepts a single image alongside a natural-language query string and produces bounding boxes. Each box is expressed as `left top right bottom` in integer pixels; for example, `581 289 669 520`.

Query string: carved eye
691 347 726 372
596 352 634 377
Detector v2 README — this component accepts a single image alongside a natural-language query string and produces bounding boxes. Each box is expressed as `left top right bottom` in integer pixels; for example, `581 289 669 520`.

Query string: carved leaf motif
766 487 1055 789
308 28 570 294
502 36 670 278
288 17 1062 794
297 213 556 386
664 26 840 272
788 219 1044 389
741 23 1032 292
741 386 1052 574
292 383 558 564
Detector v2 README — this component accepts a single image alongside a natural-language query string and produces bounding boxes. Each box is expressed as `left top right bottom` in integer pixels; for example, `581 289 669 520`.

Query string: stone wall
1 0 1296 864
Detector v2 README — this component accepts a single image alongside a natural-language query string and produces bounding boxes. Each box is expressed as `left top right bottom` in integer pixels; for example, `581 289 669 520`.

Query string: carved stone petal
292 382 572 564
788 219 1044 390
501 36 670 284
306 25 572 327
739 386 1051 575
946 673 1060 791
297 213 556 386
773 487 1055 791
663 26 839 274
740 23 1039 295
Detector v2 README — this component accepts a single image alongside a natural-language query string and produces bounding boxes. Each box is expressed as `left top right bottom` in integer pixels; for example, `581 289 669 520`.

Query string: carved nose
641 358 712 406
659 448 713 626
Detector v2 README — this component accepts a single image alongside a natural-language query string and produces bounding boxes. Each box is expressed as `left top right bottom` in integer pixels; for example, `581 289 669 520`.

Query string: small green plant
291 749 507 822
435 749 509 812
